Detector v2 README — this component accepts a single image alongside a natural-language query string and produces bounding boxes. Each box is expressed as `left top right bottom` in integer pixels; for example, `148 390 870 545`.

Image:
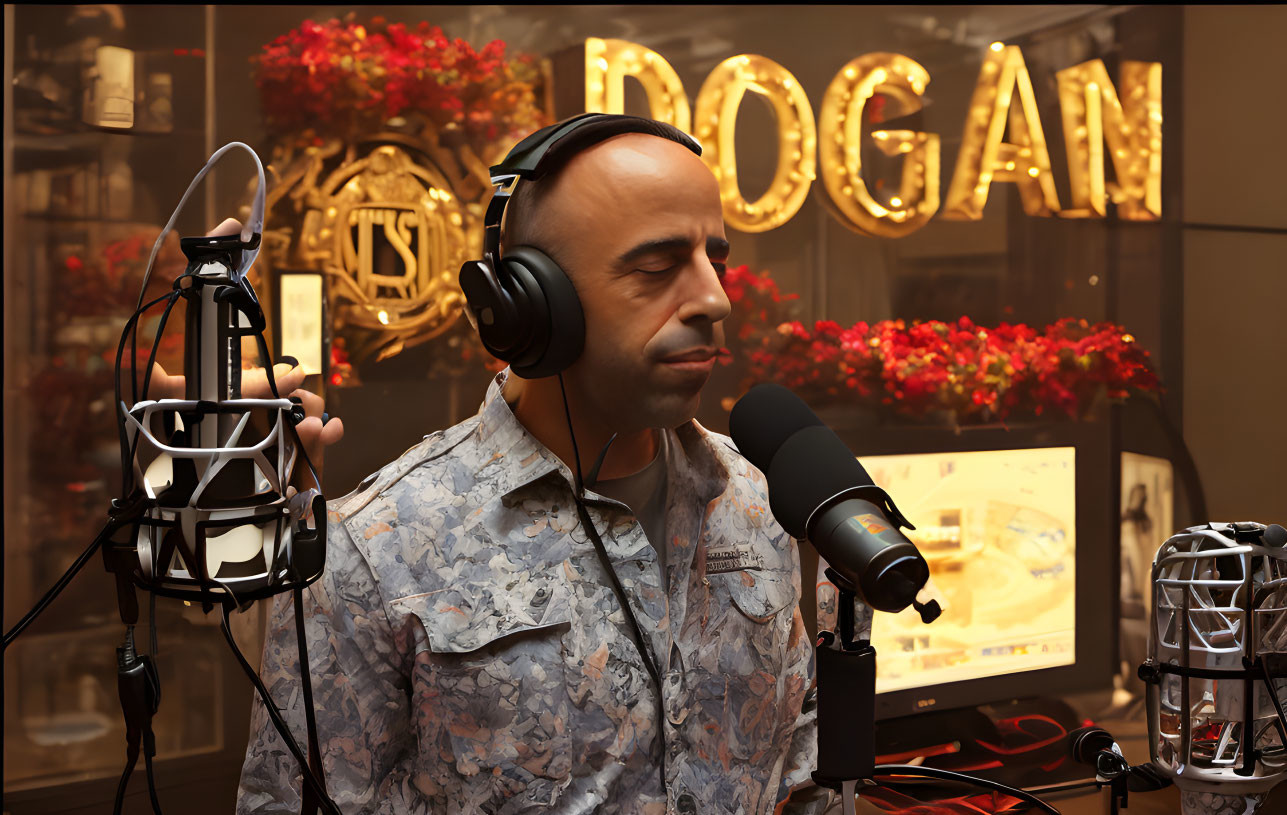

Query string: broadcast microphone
729 383 934 616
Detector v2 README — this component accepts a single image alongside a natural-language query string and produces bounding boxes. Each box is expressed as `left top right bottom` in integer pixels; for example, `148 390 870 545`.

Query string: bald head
498 130 708 268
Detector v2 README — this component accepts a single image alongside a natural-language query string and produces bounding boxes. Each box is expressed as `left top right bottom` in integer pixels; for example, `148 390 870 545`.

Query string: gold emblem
299 142 473 360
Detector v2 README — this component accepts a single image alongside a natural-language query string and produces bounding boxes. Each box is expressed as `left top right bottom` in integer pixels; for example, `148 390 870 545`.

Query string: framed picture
273 269 327 379
1118 451 1174 695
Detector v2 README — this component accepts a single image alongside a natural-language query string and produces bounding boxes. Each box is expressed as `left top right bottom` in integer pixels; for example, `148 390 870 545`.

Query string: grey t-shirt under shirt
592 428 672 590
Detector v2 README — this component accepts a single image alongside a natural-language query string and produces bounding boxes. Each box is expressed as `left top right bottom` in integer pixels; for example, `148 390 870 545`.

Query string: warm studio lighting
5 7 1279 815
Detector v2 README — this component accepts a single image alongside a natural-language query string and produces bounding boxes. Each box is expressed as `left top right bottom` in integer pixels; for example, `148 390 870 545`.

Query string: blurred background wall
4 5 1284 813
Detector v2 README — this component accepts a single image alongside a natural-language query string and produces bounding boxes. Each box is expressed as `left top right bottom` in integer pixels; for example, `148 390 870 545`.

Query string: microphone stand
810 568 1062 815
811 569 878 815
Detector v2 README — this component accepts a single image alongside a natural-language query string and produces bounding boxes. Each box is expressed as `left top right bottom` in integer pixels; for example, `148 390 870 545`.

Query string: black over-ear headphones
458 112 702 379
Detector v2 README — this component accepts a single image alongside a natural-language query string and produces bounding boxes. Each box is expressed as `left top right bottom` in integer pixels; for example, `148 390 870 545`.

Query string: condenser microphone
119 142 326 604
729 383 934 615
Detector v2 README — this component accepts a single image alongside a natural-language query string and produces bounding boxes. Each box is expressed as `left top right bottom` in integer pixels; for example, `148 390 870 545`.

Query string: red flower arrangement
59 232 182 319
329 341 356 387
253 14 547 153
719 264 1162 424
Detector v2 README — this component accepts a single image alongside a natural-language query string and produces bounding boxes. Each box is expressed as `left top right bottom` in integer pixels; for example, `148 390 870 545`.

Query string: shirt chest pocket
684 567 799 762
392 569 574 810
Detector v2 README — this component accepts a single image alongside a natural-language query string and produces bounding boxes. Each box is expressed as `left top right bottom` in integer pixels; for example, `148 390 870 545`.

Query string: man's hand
132 218 345 492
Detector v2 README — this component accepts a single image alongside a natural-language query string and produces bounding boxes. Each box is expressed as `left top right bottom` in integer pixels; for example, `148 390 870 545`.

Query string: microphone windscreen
728 383 823 473
765 424 874 538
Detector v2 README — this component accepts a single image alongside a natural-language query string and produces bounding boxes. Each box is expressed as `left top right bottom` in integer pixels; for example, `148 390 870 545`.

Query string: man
237 117 836 814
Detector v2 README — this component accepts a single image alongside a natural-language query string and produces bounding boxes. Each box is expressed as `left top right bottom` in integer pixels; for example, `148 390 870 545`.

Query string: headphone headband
488 112 605 181
484 113 702 264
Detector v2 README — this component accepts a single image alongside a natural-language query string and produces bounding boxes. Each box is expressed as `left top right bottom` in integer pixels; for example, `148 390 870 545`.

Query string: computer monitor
838 426 1116 721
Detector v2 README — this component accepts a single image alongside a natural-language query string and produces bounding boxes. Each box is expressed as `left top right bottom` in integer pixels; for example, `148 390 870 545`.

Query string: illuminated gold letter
584 37 690 133
818 53 940 238
944 44 1061 220
1056 59 1162 220
694 54 817 233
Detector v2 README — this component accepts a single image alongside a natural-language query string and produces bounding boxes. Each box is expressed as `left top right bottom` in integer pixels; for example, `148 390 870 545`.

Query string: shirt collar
473 367 734 506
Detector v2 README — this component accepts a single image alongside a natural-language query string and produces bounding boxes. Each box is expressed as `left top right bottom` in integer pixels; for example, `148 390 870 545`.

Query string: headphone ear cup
459 258 530 358
501 246 585 379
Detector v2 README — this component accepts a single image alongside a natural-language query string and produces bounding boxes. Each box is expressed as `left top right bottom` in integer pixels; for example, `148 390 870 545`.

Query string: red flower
252 15 547 152
726 269 1162 424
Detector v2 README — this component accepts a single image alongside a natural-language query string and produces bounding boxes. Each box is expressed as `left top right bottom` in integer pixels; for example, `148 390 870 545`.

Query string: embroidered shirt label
706 546 765 574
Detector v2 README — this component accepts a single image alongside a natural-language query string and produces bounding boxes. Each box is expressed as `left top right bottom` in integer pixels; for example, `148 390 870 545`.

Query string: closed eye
636 260 726 277
635 263 678 276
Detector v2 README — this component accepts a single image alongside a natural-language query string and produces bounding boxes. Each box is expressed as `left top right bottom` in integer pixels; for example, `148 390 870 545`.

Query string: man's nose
678 255 732 324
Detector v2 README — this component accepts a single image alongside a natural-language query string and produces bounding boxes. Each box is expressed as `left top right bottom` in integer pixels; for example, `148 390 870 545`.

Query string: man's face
539 133 732 432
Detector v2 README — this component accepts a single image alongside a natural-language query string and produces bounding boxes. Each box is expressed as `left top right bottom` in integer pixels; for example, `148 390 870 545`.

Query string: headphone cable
556 373 669 800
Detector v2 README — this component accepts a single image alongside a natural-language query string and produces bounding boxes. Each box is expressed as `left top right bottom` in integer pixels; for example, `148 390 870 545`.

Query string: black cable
113 289 183 498
3 517 123 650
149 592 159 664
138 289 182 403
872 764 1061 814
1259 657 1287 742
294 587 326 815
112 743 141 815
555 377 660 680
144 748 164 815
218 603 342 815
556 373 668 798
144 591 164 815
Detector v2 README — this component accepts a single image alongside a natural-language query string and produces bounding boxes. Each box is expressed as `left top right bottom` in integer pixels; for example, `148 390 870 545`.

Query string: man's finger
291 414 343 457
318 416 344 447
241 363 305 398
290 388 324 421
293 416 323 451
127 360 186 401
207 218 243 237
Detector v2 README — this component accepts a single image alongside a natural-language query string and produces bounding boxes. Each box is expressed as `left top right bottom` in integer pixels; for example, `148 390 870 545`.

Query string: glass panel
3 4 248 797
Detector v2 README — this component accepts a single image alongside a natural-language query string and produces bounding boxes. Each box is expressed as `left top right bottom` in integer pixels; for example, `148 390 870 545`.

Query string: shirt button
675 792 698 814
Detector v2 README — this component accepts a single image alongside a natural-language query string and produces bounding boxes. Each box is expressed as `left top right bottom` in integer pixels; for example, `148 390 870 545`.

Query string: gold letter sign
819 53 940 238
694 54 817 233
581 38 1163 233
944 44 1061 220
585 37 690 133
1056 59 1162 220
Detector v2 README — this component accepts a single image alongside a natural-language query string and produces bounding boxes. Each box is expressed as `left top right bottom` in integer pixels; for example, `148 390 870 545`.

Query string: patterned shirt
237 369 836 815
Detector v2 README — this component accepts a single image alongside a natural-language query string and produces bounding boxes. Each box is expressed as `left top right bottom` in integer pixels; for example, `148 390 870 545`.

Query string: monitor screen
860 446 1077 694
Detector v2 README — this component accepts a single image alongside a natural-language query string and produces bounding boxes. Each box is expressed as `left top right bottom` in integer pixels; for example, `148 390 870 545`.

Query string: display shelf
4 5 256 811
4 617 229 792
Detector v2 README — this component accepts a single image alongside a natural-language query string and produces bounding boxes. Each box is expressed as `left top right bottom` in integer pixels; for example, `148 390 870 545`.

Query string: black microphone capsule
730 384 931 614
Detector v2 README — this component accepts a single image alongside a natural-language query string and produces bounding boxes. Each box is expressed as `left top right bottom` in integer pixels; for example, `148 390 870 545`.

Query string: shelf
19 212 165 225
13 127 206 150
